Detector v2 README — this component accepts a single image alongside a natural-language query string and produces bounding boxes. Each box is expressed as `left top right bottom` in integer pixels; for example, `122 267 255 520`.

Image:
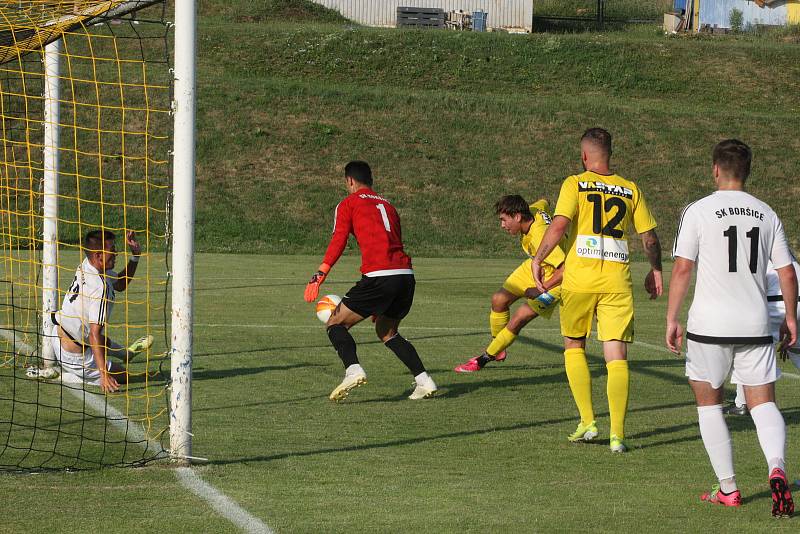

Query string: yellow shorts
502 259 562 319
559 290 634 342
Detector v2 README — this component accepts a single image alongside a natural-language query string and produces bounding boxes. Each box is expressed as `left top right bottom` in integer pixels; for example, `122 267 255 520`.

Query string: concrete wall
312 0 533 31
700 0 788 28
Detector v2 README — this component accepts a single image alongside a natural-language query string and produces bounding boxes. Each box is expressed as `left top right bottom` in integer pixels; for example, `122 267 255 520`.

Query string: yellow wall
789 1 800 25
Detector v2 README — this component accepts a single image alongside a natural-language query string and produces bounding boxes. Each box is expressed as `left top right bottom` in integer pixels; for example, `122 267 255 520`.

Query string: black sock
327 325 359 368
385 334 425 376
476 353 493 368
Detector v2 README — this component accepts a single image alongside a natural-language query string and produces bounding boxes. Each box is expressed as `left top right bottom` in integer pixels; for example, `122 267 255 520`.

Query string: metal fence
532 0 672 29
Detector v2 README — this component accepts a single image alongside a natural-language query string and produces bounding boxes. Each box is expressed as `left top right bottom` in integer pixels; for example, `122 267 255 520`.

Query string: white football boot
409 373 437 400
329 366 367 402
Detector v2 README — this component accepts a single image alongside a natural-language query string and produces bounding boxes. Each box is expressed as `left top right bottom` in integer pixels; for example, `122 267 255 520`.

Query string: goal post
42 38 61 373
170 0 198 465
0 0 197 470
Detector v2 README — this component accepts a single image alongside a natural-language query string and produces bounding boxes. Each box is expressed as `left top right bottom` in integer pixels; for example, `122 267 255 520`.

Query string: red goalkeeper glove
303 263 331 303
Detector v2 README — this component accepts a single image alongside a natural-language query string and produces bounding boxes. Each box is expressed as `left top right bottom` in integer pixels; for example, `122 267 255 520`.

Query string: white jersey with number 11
673 190 793 341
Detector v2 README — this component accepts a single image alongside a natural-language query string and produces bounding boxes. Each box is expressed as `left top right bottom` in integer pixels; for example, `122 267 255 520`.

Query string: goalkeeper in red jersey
454 195 565 373
304 161 437 401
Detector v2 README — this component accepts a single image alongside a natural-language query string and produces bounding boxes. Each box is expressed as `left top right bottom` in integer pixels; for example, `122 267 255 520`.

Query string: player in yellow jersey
454 195 566 373
532 128 663 452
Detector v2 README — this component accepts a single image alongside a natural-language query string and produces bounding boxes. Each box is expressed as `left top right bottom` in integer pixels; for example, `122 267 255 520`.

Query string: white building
311 0 534 32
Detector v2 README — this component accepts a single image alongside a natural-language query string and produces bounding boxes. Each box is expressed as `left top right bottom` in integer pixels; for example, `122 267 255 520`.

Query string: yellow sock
564 348 594 425
486 327 517 356
606 359 629 439
489 310 510 338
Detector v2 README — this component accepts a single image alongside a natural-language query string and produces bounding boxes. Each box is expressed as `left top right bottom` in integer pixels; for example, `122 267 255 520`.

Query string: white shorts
49 325 109 385
685 340 777 389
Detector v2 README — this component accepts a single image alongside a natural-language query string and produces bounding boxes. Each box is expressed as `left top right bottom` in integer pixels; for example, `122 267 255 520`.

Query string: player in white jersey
725 259 800 414
51 230 152 393
666 139 797 517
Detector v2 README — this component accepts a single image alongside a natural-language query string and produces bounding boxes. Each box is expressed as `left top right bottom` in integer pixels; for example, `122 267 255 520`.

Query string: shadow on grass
630 406 800 453
208 400 697 466
192 362 327 381
514 334 568 356
585 350 688 387
742 483 800 507
194 330 487 359
443 370 568 399
516 335 688 387
209 414 578 466
193 395 328 413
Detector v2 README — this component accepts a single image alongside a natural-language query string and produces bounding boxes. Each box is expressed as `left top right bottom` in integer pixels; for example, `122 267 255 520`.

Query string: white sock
719 476 737 494
345 364 365 377
734 384 746 408
697 405 736 483
749 401 786 474
414 371 435 387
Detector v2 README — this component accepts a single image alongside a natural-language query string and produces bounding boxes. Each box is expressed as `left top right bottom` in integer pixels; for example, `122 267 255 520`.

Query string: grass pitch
3 254 799 532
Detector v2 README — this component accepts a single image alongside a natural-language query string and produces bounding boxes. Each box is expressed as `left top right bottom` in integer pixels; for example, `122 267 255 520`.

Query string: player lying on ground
725 259 800 416
454 195 565 373
48 230 153 393
533 127 663 453
304 161 437 401
667 139 796 516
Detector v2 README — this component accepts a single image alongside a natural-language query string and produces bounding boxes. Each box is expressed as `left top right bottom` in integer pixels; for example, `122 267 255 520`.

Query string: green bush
730 8 744 33
201 0 348 23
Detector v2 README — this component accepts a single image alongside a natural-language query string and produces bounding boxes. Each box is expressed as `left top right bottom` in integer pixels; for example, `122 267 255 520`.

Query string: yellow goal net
0 1 173 469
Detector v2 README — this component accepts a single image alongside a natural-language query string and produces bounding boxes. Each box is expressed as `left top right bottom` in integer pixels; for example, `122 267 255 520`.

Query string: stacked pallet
397 6 446 28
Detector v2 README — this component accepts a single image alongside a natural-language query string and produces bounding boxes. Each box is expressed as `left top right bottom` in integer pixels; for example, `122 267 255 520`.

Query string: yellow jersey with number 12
554 171 656 293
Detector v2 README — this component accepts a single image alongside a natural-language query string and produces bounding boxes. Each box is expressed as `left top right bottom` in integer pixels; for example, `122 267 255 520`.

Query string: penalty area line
175 468 274 534
0 329 167 458
0 329 273 534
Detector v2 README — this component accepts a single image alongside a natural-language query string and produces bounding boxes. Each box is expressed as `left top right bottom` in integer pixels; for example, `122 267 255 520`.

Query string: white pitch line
71 383 169 458
176 468 274 534
0 329 166 456
0 328 272 534
192 323 488 331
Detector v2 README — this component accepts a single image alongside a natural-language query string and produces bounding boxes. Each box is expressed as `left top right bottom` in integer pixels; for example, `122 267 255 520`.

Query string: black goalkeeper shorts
342 274 415 320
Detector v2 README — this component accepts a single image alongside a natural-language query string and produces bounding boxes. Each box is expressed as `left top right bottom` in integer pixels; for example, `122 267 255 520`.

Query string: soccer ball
316 294 341 323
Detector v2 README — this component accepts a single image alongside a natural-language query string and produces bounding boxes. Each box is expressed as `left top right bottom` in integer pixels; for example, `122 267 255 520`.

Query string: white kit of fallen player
42 230 153 392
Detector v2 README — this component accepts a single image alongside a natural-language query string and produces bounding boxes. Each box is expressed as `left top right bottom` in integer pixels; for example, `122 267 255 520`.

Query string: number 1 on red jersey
376 204 391 231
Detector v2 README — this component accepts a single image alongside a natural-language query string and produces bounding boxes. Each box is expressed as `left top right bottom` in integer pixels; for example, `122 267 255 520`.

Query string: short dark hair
495 195 533 220
713 139 751 181
581 127 612 157
84 229 115 255
344 160 373 187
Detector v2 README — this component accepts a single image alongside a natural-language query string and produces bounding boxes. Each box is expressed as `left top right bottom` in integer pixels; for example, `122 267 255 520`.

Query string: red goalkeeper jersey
322 187 413 276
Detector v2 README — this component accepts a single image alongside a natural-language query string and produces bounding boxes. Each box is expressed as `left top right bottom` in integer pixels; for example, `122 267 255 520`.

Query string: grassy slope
193 2 800 258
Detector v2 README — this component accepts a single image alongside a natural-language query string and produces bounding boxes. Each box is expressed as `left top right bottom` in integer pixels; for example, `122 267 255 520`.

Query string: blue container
473 10 487 32
673 0 686 12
